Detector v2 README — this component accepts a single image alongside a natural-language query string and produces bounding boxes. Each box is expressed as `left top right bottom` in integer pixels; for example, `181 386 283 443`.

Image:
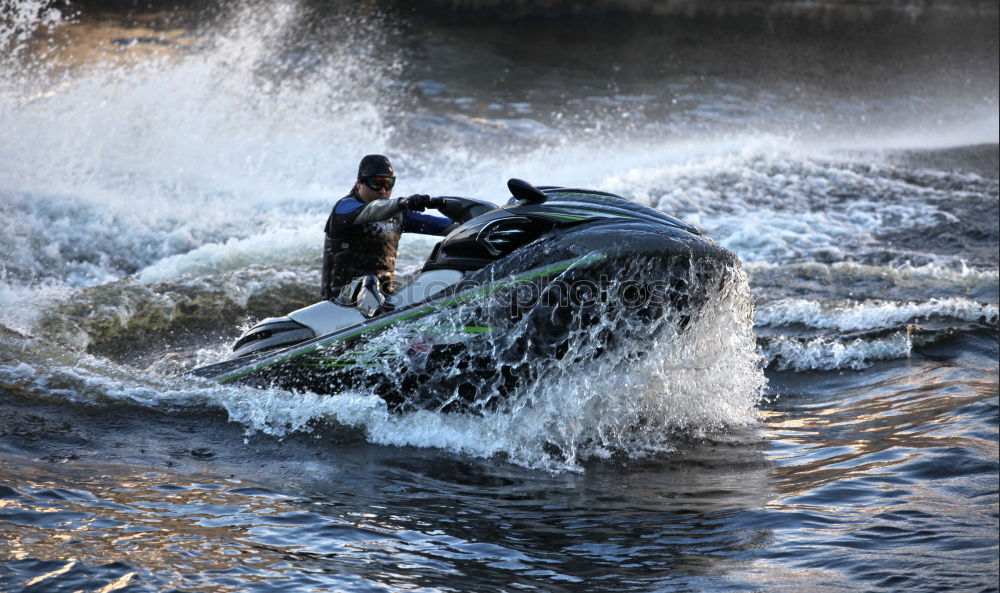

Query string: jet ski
190 179 742 413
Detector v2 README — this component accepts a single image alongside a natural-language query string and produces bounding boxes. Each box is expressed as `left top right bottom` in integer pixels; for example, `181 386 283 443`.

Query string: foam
136 226 319 284
756 297 999 332
761 332 913 372
639 148 987 266
0 2 391 288
747 260 1000 286
0 281 73 337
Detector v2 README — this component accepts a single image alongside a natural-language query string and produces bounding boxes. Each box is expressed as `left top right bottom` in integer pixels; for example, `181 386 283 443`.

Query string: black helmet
357 154 394 179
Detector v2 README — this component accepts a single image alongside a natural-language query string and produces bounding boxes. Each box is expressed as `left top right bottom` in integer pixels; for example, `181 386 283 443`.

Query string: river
1 1 997 591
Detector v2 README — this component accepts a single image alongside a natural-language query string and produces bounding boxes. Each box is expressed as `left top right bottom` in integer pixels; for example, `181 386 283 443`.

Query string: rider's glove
400 194 432 211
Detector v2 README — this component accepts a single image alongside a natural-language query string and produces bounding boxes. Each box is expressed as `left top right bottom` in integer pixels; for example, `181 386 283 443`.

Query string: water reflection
746 357 999 592
1 428 778 592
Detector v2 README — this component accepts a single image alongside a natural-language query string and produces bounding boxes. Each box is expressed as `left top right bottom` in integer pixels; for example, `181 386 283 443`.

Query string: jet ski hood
424 181 702 274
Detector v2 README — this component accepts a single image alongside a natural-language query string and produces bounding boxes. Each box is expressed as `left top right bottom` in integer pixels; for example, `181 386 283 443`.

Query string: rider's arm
335 196 456 234
348 198 406 225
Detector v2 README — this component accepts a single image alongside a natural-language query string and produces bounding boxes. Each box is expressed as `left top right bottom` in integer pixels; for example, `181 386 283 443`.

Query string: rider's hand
400 194 432 211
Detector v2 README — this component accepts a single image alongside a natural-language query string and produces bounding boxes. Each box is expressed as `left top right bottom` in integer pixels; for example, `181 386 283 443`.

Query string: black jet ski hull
190 220 740 413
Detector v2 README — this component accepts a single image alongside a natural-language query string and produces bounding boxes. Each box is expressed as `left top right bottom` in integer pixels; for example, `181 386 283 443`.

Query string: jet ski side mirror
507 178 547 204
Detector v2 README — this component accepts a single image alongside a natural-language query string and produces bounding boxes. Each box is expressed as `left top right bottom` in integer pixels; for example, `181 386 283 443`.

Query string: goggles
362 176 396 191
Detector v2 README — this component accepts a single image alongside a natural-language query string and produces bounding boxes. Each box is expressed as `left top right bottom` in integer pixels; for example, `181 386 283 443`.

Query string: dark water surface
1 1 997 592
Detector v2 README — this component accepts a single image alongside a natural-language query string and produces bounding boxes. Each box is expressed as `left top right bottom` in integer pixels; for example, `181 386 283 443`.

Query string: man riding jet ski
322 154 458 314
190 178 741 413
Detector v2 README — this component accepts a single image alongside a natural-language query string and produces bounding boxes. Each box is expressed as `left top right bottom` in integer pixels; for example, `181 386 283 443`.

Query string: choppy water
1 1 997 592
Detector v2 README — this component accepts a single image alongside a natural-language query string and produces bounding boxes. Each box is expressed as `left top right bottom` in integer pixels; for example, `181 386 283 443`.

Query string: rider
321 154 456 300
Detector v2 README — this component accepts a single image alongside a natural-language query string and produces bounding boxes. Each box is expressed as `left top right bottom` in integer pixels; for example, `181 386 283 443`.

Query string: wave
134 228 320 284
759 331 912 372
9 268 315 359
747 261 1000 304
649 149 999 269
753 291 997 371
756 297 999 332
0 1 395 287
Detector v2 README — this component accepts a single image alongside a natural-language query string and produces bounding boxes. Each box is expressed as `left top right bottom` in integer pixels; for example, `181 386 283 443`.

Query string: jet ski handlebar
433 196 497 224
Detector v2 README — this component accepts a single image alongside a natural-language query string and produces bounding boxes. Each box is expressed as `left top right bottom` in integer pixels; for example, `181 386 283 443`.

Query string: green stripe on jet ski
216 254 607 383
539 208 638 222
549 192 620 201
565 208 635 218
543 213 589 221
299 361 373 368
